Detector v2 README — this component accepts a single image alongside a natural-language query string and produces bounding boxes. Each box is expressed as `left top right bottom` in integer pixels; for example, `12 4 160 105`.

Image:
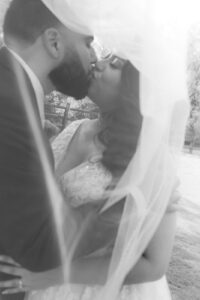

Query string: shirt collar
8 48 45 126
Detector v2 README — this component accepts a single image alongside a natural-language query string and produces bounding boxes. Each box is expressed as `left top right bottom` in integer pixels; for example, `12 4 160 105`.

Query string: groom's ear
42 28 63 60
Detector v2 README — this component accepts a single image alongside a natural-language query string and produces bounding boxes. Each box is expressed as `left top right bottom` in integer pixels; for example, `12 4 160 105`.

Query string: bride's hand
0 256 63 294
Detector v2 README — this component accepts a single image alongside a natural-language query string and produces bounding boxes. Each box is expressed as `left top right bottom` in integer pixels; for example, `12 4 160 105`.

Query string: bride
0 56 180 300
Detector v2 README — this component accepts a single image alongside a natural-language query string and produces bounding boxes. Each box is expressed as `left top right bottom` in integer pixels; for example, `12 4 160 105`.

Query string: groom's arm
0 86 61 272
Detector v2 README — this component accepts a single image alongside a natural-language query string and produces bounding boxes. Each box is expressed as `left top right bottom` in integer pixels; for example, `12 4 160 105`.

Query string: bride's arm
125 210 177 284
0 207 177 293
71 185 180 284
70 209 177 285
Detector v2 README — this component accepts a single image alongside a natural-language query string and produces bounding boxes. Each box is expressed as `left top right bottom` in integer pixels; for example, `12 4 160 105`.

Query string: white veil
0 0 196 299
66 0 194 299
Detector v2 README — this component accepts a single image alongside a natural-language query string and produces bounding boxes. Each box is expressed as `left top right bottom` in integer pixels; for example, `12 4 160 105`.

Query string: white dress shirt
8 48 45 126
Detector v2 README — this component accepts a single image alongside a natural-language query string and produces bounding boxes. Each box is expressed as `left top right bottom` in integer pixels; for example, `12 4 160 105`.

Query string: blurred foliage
186 24 200 149
45 91 69 131
187 24 200 111
45 91 99 137
67 97 99 122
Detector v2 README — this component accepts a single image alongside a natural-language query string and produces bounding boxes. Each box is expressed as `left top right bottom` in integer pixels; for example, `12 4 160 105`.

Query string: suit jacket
0 47 61 273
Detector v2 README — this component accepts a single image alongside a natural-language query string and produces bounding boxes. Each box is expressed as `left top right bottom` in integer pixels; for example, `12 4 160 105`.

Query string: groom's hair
3 0 62 45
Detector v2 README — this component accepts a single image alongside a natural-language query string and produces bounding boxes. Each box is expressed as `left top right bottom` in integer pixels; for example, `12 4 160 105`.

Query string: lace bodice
59 160 112 207
52 119 112 207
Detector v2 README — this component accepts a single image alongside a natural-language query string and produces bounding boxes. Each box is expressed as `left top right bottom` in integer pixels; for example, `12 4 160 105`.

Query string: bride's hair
98 60 143 178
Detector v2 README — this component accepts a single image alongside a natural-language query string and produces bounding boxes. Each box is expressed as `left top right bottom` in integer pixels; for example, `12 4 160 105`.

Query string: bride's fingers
0 255 21 266
0 265 23 276
0 279 22 289
2 288 28 295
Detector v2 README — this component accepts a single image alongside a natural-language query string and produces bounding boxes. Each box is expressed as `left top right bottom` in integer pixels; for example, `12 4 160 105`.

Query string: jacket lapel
0 46 55 169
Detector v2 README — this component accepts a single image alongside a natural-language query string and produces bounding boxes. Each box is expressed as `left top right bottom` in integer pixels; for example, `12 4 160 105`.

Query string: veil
66 0 194 299
0 0 196 299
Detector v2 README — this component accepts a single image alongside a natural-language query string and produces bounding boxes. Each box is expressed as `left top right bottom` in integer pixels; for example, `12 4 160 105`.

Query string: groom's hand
0 256 26 296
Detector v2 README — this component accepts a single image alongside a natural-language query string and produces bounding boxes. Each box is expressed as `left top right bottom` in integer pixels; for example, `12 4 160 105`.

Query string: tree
185 24 200 150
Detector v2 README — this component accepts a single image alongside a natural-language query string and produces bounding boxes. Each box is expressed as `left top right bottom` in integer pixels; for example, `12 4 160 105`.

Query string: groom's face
49 30 96 99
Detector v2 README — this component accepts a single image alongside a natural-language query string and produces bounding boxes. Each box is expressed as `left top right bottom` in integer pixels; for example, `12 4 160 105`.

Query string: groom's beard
49 60 91 100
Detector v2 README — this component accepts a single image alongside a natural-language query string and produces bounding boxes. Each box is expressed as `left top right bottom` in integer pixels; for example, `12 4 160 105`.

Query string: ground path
167 152 200 300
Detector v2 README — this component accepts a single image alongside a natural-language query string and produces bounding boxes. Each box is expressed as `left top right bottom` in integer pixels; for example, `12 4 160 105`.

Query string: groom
0 0 96 299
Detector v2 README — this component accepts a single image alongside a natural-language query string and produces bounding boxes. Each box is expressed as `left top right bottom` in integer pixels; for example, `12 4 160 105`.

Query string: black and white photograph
0 1 199 300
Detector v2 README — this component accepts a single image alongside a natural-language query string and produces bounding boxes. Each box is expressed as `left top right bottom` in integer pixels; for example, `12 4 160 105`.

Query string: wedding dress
28 118 175 300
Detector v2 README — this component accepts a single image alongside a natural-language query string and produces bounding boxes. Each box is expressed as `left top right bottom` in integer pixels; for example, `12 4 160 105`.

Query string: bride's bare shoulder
78 118 100 142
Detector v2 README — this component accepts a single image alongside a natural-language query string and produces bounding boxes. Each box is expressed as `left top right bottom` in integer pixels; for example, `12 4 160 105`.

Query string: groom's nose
95 60 107 72
90 47 97 64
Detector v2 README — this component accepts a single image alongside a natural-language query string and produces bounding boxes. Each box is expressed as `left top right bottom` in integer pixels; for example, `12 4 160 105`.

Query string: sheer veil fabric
64 0 196 299
0 0 198 299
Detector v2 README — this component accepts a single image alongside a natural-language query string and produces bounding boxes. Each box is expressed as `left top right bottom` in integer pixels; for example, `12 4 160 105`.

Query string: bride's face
88 57 124 111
